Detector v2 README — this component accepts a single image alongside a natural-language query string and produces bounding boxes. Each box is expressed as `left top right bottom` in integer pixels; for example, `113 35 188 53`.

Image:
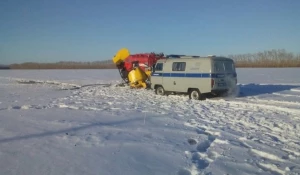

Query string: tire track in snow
273 92 300 98
208 99 300 135
15 79 81 90
0 104 49 111
291 88 300 92
250 149 285 162
245 98 300 107
257 163 286 175
210 98 300 115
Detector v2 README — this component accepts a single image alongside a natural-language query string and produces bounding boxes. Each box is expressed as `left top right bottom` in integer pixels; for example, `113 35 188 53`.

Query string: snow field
1 68 300 175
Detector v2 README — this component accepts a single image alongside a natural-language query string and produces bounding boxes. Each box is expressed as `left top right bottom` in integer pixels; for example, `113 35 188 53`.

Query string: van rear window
224 62 234 71
214 61 235 72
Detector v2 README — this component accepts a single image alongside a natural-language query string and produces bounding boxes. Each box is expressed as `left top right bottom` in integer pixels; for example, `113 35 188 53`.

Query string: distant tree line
9 60 116 69
228 49 300 67
3 49 300 69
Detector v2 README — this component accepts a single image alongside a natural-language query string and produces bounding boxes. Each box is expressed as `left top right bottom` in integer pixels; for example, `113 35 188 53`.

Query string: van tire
189 89 205 100
155 86 165 96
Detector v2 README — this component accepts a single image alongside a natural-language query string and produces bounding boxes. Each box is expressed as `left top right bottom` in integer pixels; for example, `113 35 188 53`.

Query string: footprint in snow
181 121 224 174
182 136 216 174
177 168 192 175
187 138 197 145
196 140 212 152
192 153 210 169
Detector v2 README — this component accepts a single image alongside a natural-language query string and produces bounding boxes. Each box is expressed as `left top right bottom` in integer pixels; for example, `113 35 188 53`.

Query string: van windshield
214 61 235 72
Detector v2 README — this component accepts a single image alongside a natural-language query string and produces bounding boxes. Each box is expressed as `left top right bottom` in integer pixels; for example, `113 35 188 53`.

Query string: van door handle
173 81 176 85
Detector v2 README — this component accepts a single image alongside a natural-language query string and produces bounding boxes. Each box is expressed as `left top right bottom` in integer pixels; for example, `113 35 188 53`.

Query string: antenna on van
166 54 186 58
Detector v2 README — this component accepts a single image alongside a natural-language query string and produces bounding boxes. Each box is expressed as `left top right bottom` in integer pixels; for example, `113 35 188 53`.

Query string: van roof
157 55 233 62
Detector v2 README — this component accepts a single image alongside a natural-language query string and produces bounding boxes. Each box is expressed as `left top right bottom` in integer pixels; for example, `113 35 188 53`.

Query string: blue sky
0 0 299 64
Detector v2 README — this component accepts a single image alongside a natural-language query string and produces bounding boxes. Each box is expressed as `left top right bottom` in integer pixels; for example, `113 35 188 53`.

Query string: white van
150 55 237 100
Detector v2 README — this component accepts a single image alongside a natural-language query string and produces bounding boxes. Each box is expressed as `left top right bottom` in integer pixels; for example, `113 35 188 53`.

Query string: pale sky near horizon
1 0 299 64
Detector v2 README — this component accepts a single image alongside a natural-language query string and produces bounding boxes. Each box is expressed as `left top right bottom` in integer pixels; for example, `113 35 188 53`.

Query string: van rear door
213 60 237 89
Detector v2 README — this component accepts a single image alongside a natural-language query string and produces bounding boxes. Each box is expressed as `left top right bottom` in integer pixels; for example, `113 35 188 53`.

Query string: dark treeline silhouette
6 49 300 69
9 60 116 69
0 65 10 69
228 49 300 67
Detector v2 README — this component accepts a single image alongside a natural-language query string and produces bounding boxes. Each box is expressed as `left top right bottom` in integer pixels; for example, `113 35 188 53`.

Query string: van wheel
189 89 205 100
155 86 165 96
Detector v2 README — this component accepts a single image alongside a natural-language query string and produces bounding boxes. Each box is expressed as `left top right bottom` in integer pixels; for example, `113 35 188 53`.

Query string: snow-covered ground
0 68 300 175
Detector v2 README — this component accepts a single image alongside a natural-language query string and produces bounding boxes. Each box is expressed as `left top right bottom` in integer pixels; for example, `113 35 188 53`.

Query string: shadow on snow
237 83 300 97
0 117 143 144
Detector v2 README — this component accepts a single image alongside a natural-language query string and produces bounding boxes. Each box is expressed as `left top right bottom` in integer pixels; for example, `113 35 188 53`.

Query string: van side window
172 62 186 71
155 63 163 71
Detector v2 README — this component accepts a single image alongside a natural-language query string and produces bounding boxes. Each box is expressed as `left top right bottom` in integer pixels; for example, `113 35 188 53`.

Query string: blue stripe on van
170 73 185 77
163 73 171 77
211 74 225 78
151 73 237 78
151 73 211 77
185 73 202 77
